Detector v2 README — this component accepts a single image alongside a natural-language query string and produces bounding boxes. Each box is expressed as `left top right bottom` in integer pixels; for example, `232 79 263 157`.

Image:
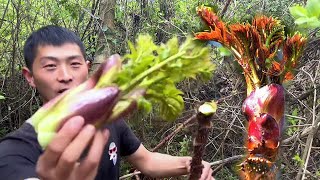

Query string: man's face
23 43 89 103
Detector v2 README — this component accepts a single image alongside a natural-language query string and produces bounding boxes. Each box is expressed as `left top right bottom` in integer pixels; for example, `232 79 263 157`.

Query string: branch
297 85 320 101
220 0 232 18
151 114 197 152
296 65 319 180
81 0 98 41
210 155 245 166
120 170 142 180
0 0 10 30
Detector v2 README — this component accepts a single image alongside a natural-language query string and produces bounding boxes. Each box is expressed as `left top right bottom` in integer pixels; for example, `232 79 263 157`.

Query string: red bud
242 83 284 123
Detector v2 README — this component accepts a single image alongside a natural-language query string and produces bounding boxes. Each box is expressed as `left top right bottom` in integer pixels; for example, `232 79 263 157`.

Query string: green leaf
307 17 320 28
306 0 320 17
287 108 299 136
293 154 304 165
295 17 311 25
137 97 152 113
289 5 308 19
156 86 184 121
145 82 184 121
292 108 298 116
218 46 232 56
295 16 320 28
0 95 5 100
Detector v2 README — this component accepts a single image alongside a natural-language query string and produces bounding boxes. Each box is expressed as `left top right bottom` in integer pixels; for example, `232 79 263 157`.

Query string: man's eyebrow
66 55 84 61
39 55 84 62
39 56 59 62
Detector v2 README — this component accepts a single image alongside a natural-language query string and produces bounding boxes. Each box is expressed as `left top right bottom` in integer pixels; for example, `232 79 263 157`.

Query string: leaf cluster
116 35 215 120
195 6 307 94
289 0 320 30
286 108 299 136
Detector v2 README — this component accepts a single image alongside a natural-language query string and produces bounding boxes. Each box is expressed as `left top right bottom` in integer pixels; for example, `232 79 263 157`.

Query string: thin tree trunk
156 0 174 43
94 0 116 71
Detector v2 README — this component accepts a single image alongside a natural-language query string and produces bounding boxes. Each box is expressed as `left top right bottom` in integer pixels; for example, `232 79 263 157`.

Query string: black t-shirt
0 119 141 180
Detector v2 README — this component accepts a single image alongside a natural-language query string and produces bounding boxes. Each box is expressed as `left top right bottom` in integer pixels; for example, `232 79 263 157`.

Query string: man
0 25 214 180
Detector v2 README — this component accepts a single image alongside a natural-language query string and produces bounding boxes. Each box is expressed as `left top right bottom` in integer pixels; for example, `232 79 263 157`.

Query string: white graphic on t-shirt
108 142 117 165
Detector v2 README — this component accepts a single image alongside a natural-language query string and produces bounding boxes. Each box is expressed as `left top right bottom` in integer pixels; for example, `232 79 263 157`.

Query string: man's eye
44 64 56 70
71 62 82 68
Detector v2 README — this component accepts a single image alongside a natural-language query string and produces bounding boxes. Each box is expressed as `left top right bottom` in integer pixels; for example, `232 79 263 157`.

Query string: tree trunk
94 0 116 71
132 0 149 39
156 0 174 43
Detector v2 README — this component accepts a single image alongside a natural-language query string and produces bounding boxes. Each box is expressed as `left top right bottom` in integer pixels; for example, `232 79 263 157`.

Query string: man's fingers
199 161 212 180
78 129 110 178
36 116 84 177
55 124 96 178
206 169 213 180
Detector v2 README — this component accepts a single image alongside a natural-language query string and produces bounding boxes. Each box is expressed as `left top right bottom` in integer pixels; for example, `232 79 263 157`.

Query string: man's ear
22 67 36 87
86 60 92 70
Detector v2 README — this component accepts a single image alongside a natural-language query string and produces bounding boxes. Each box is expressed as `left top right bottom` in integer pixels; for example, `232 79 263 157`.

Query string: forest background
0 0 319 179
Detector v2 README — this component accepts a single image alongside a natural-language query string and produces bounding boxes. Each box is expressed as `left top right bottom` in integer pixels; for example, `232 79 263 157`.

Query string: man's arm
0 149 38 180
127 144 213 180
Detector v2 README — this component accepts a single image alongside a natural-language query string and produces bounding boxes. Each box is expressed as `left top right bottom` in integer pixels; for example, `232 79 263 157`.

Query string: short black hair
23 25 86 70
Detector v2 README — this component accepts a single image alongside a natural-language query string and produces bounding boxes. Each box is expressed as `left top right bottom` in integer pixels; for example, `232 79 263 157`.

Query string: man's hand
199 161 215 180
36 116 109 180
186 159 215 180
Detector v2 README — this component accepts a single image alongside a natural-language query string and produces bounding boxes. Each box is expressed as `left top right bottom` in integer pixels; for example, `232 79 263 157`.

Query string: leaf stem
249 60 261 88
120 51 186 93
266 27 282 48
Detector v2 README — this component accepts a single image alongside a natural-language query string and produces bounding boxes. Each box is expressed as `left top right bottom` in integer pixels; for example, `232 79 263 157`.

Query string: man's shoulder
0 122 41 179
0 122 42 157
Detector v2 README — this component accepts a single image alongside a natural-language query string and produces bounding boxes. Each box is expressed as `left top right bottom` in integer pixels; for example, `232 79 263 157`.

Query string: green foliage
0 127 8 138
215 167 239 180
292 154 304 166
117 35 215 121
0 94 4 100
286 108 299 136
178 135 191 156
289 0 320 30
0 0 95 77
228 0 295 26
218 46 232 57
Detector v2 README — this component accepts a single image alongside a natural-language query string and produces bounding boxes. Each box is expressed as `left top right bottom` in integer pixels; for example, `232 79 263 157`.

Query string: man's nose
57 66 73 83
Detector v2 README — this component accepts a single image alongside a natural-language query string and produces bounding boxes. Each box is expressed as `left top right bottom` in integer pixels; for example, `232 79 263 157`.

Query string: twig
212 164 224 176
151 114 197 152
80 0 99 41
0 0 10 30
220 0 232 18
296 65 319 180
120 170 142 180
296 85 320 101
210 155 244 166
